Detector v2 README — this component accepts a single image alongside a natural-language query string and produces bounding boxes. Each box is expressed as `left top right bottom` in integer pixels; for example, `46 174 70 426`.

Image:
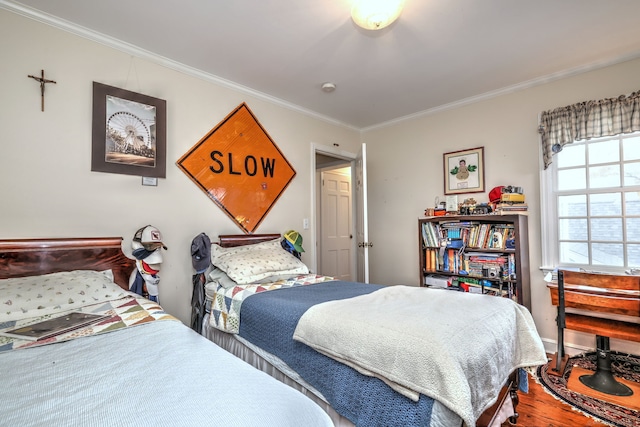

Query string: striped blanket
0 296 177 353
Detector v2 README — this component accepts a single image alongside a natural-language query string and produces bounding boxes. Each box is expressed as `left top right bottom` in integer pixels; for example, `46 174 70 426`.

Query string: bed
201 234 548 427
0 237 334 427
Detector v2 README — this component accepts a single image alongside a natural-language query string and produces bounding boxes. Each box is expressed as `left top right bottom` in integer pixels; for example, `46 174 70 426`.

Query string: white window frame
540 163 558 270
540 133 640 273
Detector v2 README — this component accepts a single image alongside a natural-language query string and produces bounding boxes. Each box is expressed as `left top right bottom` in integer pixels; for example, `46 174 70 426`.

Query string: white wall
363 57 640 355
3 7 638 355
0 10 360 323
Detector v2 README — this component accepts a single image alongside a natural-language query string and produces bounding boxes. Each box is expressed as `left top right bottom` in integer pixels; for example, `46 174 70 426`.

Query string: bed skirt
202 317 514 427
202 316 353 427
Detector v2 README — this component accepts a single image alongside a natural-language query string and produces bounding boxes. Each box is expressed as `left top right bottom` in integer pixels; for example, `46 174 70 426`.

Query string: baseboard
541 337 592 357
542 335 639 357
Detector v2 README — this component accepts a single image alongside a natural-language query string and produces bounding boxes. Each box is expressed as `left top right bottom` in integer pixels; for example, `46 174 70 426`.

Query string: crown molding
5 0 640 134
362 50 640 133
0 0 359 132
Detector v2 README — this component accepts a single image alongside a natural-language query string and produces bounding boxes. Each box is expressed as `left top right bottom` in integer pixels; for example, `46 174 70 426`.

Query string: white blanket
1 320 334 427
293 285 547 427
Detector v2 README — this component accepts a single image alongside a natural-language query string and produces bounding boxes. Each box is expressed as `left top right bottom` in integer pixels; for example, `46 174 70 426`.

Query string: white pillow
207 267 238 289
0 270 128 322
211 239 309 285
211 238 282 258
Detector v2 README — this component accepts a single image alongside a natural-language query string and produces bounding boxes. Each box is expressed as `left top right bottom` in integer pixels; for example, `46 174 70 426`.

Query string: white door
320 169 352 281
356 143 370 283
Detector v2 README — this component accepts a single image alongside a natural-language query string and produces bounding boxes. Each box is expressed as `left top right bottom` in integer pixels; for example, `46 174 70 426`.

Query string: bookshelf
418 214 531 310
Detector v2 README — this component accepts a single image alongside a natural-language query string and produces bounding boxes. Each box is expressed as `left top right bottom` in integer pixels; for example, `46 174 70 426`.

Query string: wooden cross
28 69 57 112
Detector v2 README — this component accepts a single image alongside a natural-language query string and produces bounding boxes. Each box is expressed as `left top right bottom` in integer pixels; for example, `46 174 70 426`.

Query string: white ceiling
5 0 640 130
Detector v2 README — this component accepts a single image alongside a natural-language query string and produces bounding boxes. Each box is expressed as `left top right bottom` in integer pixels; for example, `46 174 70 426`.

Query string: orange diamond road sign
177 103 296 234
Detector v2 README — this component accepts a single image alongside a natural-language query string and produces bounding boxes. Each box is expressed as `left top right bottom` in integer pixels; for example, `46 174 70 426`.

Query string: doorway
319 167 352 281
312 145 356 280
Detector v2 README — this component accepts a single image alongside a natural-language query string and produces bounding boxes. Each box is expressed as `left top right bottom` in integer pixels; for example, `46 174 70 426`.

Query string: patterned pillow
211 239 309 285
0 270 128 322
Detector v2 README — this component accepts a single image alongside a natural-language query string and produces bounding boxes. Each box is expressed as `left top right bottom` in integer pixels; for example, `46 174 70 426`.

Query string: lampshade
351 0 405 30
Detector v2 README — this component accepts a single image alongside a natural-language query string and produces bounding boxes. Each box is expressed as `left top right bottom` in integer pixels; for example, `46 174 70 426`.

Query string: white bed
200 234 548 427
0 237 334 427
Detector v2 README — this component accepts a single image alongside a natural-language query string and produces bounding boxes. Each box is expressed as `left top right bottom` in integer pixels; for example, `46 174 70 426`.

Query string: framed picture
91 82 166 178
443 147 485 195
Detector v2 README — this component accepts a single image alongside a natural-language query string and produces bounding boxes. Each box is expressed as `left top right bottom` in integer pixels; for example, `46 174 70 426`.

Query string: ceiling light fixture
351 0 405 31
321 82 336 93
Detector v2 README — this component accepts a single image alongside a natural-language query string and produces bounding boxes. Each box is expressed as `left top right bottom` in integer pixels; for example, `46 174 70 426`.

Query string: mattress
0 318 334 427
0 237 331 426
201 238 541 426
203 291 516 427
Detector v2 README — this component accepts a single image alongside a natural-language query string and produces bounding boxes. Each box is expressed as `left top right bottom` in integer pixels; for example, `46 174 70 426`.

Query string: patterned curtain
539 90 640 169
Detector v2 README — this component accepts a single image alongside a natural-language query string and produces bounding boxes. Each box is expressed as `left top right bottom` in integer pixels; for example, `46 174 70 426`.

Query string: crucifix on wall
28 69 56 112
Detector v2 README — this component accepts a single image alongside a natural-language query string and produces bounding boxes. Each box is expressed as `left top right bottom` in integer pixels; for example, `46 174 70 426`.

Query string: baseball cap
191 232 211 273
284 230 304 253
137 259 159 276
131 240 164 264
488 186 504 203
133 225 168 251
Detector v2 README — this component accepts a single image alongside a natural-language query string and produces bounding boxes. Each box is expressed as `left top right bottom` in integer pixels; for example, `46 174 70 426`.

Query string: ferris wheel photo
107 110 152 156
106 96 156 167
92 82 167 178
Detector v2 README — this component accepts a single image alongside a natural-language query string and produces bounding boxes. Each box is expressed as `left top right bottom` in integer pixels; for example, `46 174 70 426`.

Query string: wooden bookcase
418 214 531 310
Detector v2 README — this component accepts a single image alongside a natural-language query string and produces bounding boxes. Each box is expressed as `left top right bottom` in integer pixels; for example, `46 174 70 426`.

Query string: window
542 133 640 271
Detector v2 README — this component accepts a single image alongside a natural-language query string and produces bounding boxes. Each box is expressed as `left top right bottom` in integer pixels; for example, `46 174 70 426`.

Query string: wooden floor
504 372 609 427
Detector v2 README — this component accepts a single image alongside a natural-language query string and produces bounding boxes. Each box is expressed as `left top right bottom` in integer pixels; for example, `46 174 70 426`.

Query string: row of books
421 221 443 248
422 220 516 250
494 203 528 215
423 274 517 299
466 224 514 249
424 248 464 273
457 279 516 299
424 250 516 280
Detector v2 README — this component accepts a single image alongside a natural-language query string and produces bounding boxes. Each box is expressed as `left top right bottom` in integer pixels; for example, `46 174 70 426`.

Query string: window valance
539 91 640 169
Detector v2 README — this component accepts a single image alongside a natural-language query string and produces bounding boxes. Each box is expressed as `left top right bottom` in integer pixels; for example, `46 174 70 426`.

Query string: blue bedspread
238 281 436 427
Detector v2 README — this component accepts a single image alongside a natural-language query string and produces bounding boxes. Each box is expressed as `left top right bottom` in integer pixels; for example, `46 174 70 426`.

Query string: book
0 312 109 341
424 274 450 288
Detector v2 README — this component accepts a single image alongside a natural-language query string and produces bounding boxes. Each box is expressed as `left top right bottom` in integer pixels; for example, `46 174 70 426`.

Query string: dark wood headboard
218 234 281 248
0 237 135 289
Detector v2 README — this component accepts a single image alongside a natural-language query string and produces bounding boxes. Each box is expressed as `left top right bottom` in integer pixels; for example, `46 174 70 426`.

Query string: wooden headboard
218 234 281 248
0 237 135 289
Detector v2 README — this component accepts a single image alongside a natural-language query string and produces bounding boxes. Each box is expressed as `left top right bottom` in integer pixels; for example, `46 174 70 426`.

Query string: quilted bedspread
208 274 335 334
0 296 177 353
238 281 439 427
